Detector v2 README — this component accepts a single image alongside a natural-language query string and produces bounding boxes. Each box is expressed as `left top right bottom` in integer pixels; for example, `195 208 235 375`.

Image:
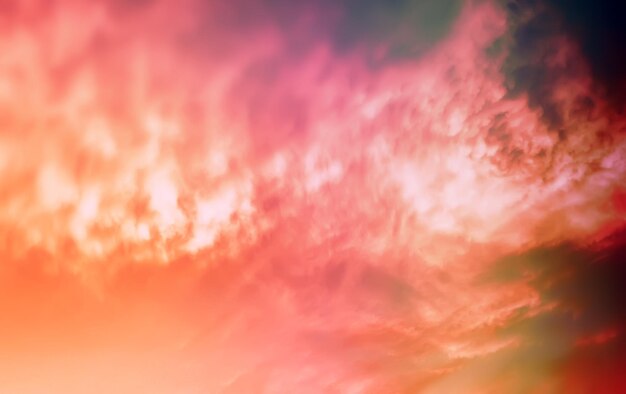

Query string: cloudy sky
0 0 625 392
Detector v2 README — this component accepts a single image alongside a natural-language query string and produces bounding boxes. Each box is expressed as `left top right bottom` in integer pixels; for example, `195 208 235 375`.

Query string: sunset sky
1 0 625 392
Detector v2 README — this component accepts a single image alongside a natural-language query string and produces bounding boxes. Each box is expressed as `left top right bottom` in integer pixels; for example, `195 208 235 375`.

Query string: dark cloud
503 11 566 127
500 0 626 127
482 227 626 388
487 0 626 187
499 1 579 129
544 0 626 111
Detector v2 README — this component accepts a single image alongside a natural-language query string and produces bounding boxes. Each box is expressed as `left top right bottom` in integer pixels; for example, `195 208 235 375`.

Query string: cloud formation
0 0 625 392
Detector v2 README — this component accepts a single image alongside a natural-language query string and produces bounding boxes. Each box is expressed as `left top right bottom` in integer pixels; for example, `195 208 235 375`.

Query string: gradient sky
1 0 625 393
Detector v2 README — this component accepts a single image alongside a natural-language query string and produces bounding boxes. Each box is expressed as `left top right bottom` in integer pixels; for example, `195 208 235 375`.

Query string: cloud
542 0 626 109
476 227 626 391
331 0 462 61
0 0 625 392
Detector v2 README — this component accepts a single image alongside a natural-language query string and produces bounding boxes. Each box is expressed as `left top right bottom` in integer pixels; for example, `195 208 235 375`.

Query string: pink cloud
0 0 625 392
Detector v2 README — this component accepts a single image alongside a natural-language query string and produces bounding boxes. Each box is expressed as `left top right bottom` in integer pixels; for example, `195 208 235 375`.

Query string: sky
0 0 625 392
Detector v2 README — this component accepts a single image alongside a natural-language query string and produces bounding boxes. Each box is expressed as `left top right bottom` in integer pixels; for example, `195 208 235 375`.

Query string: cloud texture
0 0 625 392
